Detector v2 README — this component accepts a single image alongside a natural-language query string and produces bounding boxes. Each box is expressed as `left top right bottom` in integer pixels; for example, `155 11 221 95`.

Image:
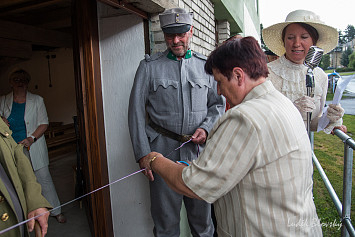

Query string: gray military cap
159 8 193 34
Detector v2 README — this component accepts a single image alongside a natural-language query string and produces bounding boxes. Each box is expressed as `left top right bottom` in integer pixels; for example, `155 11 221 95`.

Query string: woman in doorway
262 9 346 134
0 68 66 223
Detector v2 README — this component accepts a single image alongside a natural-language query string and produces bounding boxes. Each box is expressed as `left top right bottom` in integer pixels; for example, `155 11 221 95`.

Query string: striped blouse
182 81 322 237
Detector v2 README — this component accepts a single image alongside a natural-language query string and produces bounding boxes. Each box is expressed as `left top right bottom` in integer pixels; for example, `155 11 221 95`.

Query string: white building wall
243 3 260 43
97 3 153 236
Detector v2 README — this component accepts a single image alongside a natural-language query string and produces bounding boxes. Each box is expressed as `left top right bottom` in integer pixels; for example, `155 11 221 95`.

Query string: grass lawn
324 70 355 76
313 114 355 236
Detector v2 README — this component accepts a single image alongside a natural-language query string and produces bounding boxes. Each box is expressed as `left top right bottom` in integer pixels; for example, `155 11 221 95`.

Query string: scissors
177 161 190 166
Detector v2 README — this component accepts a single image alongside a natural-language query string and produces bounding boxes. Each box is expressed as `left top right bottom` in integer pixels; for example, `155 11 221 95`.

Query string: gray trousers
23 148 61 216
150 174 214 237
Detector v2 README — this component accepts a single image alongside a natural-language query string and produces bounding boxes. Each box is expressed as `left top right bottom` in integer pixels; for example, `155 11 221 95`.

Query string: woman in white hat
263 9 346 134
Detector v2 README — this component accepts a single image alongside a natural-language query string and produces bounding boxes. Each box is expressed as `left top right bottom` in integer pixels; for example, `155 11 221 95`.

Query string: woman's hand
327 104 345 122
19 137 35 148
138 152 163 181
331 125 347 135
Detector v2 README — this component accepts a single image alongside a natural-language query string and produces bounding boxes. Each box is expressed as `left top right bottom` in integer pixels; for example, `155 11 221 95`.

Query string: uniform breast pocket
151 79 179 112
188 78 211 112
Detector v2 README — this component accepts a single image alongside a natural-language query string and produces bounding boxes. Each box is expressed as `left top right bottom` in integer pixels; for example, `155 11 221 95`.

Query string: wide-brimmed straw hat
262 9 338 56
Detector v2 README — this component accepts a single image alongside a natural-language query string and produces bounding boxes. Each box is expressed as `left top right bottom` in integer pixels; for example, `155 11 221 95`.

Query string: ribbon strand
165 138 193 157
0 139 193 235
0 169 145 235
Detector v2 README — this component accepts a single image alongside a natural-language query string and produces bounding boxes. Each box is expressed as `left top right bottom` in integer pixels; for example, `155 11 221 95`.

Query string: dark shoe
55 213 67 223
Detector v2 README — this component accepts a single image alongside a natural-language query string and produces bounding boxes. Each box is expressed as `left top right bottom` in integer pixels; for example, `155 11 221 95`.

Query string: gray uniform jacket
128 50 225 162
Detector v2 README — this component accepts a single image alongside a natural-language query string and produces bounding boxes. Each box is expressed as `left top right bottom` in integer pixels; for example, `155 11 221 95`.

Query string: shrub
349 52 355 68
334 67 355 73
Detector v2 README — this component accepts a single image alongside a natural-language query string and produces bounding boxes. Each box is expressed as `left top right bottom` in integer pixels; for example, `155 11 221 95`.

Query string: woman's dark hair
205 36 269 80
282 23 319 45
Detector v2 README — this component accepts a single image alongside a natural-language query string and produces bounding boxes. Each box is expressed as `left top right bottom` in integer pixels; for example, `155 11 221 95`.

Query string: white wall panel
98 3 153 236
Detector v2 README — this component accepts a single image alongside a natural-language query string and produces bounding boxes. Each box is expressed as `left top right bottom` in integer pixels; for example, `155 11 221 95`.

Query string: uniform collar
167 49 192 61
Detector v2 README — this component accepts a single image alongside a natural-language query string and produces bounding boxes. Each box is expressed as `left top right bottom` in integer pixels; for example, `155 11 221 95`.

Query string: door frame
72 0 113 236
71 0 150 235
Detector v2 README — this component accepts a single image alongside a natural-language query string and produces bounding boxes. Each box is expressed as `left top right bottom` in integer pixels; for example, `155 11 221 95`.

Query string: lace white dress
267 55 340 133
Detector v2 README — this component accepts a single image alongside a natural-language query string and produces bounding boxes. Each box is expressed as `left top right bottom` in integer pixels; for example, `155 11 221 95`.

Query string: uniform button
4 132 9 137
1 213 9 221
0 196 4 202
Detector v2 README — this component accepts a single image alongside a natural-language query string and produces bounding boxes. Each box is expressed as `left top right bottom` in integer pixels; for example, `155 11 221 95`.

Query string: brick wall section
217 20 231 45
150 0 217 57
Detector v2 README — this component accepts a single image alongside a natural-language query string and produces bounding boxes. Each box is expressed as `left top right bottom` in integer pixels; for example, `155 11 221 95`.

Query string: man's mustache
172 43 184 46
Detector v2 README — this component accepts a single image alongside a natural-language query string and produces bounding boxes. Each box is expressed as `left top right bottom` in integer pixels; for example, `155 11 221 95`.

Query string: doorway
0 1 91 236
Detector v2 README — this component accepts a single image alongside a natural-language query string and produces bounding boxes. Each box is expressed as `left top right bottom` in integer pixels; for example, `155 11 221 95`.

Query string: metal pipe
344 219 355 237
312 128 355 236
309 132 314 151
334 129 355 150
341 144 353 237
312 152 343 214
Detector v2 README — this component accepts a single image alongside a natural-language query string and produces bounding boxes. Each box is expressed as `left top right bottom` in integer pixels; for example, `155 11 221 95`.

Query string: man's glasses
165 32 187 40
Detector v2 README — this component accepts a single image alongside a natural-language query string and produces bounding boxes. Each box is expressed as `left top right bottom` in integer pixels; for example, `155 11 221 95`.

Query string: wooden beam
0 0 69 16
38 18 72 30
99 0 148 19
8 7 72 30
0 38 32 58
0 19 72 48
72 0 113 236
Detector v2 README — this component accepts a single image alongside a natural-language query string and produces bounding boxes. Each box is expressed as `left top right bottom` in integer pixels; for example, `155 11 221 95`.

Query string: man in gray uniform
128 7 225 237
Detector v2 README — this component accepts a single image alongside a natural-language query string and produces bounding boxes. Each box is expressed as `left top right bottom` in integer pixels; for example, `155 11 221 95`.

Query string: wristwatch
30 135 37 142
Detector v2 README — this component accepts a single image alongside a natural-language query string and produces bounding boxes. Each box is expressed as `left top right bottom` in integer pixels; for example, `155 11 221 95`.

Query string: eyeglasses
11 78 29 83
165 32 187 40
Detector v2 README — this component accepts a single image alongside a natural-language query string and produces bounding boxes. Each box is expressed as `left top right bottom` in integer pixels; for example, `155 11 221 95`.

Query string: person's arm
4 123 52 234
30 124 48 142
310 69 328 131
19 124 48 147
143 110 258 204
13 140 52 210
198 76 225 138
20 94 49 147
128 60 152 162
140 152 201 199
1 117 9 126
313 73 346 134
33 95 49 139
0 95 9 126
